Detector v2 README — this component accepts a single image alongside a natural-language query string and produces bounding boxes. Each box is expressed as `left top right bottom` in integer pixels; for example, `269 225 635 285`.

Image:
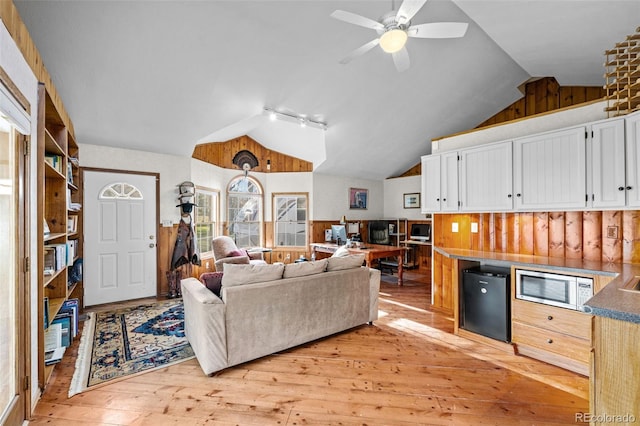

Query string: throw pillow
283 259 328 278
200 272 223 297
222 263 285 287
327 254 365 271
226 249 245 258
331 246 350 258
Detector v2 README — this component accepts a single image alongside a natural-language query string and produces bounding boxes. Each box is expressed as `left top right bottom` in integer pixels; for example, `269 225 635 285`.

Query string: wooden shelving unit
605 26 640 117
37 83 83 389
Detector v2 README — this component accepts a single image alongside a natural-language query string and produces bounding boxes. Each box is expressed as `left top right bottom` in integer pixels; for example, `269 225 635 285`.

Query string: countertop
434 247 640 324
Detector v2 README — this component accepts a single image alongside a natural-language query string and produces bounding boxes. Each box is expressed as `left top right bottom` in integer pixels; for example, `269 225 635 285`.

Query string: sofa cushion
331 246 350 257
283 259 328 278
327 254 365 271
222 263 285 287
200 272 224 297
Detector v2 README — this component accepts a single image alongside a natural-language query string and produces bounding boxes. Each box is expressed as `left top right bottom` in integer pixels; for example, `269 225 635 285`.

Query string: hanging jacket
171 217 201 270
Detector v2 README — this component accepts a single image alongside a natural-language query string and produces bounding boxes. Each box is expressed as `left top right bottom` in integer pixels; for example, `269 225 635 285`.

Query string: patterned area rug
69 299 194 397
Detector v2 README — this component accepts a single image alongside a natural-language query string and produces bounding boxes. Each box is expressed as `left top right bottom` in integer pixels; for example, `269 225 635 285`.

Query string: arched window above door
99 182 143 200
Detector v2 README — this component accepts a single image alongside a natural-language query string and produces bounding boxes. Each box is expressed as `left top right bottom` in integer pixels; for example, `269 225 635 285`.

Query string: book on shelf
44 322 65 365
59 298 79 338
51 314 72 348
44 243 68 272
43 297 50 329
44 154 63 174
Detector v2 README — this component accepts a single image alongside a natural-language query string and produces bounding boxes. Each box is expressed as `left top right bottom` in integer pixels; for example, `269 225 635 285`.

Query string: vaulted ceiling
13 0 640 180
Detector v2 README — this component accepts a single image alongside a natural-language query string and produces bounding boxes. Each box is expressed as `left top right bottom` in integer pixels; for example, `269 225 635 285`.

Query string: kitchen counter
434 247 640 324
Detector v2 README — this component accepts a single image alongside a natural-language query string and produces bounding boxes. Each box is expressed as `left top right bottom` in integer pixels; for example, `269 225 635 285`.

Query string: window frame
193 186 220 259
226 175 264 248
272 192 309 248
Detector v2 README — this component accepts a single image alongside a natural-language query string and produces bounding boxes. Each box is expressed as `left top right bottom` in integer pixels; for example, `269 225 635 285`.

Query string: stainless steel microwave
515 269 593 311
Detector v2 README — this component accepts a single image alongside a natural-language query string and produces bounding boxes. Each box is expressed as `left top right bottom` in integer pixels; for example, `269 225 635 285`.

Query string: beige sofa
180 255 380 375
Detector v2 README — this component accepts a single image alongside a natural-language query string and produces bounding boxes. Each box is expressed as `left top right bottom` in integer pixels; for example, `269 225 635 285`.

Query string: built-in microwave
515 269 593 311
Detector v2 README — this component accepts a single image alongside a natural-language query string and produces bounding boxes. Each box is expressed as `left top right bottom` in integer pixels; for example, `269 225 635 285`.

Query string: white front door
84 171 158 306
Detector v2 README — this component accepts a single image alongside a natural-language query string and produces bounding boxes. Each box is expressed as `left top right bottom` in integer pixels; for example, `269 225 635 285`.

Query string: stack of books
44 154 63 174
43 298 79 365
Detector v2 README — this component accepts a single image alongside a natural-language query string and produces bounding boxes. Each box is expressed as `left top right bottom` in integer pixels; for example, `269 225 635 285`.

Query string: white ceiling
13 0 640 180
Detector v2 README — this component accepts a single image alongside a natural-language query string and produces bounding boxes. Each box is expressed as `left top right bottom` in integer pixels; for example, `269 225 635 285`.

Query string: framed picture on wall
403 193 420 209
349 188 368 209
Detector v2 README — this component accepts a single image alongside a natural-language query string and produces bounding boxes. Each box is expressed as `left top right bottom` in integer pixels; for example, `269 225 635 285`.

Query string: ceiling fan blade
407 22 469 38
331 10 384 31
396 0 428 25
339 38 380 64
392 47 410 72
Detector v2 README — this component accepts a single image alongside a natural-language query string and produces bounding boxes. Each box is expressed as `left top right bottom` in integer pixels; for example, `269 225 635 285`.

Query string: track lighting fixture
263 108 327 130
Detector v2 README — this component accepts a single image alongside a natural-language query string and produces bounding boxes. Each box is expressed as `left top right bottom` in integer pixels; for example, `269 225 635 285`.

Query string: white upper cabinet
590 118 626 208
513 127 587 210
421 155 441 213
421 152 459 213
625 112 640 207
459 141 512 212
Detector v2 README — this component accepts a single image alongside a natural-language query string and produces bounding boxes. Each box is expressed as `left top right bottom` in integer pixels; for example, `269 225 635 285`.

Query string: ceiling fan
331 0 468 72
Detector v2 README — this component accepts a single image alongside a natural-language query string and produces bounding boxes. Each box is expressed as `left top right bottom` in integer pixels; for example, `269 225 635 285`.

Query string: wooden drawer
512 321 590 364
512 299 592 340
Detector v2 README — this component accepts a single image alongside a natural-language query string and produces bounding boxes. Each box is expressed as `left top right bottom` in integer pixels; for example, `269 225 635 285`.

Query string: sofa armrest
214 255 249 272
180 278 228 375
368 268 381 322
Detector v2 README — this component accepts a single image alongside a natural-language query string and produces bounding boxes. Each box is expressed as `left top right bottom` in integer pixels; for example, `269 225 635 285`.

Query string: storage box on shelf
37 84 82 389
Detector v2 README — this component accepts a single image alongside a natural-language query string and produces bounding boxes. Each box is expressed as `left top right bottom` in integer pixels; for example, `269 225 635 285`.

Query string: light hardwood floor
30 270 589 425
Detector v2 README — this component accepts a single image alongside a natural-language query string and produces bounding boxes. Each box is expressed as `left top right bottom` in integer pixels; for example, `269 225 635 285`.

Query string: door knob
149 243 155 248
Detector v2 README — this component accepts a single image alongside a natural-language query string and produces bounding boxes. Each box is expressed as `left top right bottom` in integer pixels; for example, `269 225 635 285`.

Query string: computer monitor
410 223 431 242
331 224 347 243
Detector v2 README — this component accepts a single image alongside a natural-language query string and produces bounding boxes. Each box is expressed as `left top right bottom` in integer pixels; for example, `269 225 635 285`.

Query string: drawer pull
547 315 553 321
547 339 553 344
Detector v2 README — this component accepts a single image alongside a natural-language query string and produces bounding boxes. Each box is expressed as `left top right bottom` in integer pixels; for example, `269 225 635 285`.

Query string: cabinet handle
436 198 440 202
516 193 521 197
443 198 447 202
627 186 632 190
619 186 625 191
547 315 553 321
507 194 512 198
547 339 553 344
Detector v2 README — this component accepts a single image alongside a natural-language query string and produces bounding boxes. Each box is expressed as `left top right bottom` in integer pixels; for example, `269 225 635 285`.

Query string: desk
310 243 407 285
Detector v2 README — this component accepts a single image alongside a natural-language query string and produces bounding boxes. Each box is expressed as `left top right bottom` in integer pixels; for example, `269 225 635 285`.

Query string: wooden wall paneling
533 212 549 256
583 211 603 261
565 211 583 259
507 213 519 254
519 212 534 255
192 135 312 174
622 210 640 263
482 213 494 252
433 215 444 247
470 213 480 250
548 212 566 258
440 255 453 313
601 210 622 263
432 251 443 308
494 213 507 253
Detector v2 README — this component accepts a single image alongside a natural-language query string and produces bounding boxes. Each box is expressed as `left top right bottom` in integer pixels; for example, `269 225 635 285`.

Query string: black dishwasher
461 266 511 342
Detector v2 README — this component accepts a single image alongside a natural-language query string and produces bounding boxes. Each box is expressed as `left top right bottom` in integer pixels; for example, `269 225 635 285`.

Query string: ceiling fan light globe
380 29 407 53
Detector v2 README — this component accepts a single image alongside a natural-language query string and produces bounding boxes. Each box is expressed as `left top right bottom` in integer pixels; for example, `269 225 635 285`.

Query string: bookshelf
37 83 83 389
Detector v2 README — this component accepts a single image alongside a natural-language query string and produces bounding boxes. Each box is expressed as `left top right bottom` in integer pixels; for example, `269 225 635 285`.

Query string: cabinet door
460 141 512 211
514 127 587 210
421 155 441 212
591 118 626 208
625 112 640 207
441 152 459 212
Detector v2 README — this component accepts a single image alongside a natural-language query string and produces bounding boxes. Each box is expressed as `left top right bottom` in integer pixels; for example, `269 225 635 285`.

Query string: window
194 187 219 257
273 193 308 247
227 176 262 248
